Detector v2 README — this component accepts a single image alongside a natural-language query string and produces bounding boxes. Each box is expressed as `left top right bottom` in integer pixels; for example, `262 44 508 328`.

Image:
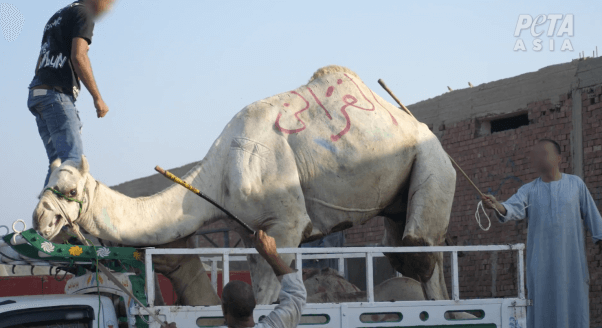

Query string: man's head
530 138 562 173
221 280 256 324
81 0 116 19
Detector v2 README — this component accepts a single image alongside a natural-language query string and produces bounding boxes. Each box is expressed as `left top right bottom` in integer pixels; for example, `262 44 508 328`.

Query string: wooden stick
377 79 486 199
155 166 256 235
446 154 486 199
377 79 416 119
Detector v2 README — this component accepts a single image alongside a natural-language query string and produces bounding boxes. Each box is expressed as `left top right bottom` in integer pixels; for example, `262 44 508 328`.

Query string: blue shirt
495 173 602 328
218 272 306 328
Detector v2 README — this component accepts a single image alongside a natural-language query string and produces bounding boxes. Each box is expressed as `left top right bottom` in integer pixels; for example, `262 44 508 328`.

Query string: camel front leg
241 215 310 304
151 235 220 305
423 252 449 300
223 136 312 304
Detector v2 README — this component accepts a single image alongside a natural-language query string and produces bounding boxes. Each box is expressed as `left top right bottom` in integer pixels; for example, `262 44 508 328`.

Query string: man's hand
252 230 293 276
166 322 176 328
94 97 109 118
254 230 278 259
482 194 507 215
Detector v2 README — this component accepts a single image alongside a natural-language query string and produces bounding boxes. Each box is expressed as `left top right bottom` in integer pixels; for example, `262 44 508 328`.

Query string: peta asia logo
513 14 574 52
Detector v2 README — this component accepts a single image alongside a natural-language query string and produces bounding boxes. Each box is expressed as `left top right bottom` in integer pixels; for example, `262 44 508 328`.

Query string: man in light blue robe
483 138 602 328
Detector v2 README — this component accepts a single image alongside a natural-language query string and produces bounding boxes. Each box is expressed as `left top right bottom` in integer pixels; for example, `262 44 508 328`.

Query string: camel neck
76 160 222 245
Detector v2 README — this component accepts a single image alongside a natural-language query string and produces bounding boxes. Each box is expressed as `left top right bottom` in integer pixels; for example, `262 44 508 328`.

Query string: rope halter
43 184 89 235
45 187 84 213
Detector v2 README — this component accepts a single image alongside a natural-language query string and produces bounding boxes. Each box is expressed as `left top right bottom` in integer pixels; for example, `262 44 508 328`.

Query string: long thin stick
155 166 256 235
377 79 486 199
447 155 486 198
377 79 416 119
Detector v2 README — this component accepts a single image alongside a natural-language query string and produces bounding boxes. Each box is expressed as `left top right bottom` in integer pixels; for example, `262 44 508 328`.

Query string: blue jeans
27 88 84 187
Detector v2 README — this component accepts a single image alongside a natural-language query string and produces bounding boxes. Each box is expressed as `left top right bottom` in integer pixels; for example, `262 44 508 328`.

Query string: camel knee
384 235 437 283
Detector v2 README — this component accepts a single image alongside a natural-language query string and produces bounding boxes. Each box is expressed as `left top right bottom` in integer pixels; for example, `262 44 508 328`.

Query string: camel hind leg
383 132 456 300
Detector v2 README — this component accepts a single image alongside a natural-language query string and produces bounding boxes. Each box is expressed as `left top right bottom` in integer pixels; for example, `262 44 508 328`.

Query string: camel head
33 155 91 242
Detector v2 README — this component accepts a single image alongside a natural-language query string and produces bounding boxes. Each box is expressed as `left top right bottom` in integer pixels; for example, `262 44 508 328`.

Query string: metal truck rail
139 244 531 328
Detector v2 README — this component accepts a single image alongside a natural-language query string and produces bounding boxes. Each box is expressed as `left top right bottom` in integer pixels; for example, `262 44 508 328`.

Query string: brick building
404 56 602 326
112 56 602 325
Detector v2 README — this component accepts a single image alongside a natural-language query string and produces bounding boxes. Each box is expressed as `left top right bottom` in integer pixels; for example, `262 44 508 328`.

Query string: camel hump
307 65 362 84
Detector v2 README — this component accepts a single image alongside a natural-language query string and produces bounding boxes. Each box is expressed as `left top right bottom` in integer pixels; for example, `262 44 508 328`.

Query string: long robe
494 172 602 328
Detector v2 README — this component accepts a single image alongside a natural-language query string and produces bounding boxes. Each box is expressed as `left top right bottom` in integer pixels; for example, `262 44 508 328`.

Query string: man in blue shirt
483 138 602 328
28 0 114 187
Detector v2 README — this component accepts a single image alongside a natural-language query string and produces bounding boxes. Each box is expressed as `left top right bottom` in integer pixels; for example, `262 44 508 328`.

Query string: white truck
0 294 117 328
1 225 531 328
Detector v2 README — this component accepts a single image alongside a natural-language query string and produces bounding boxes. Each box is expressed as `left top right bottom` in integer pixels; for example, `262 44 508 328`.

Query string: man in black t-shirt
28 0 115 187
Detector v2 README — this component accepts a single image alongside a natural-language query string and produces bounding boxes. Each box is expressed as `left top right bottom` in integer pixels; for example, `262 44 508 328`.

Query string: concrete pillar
570 89 584 178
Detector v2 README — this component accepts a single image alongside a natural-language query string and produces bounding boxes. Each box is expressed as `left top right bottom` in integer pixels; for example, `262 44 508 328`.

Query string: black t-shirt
28 1 94 99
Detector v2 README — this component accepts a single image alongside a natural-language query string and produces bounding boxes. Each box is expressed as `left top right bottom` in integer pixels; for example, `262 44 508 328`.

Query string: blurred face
529 141 561 173
87 0 116 18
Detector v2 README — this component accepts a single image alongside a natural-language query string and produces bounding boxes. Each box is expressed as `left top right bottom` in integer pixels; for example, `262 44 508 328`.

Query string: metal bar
195 228 230 235
200 253 370 262
301 253 368 260
223 252 230 288
518 248 525 299
138 297 531 310
366 252 374 303
144 244 525 256
145 248 155 307
451 250 459 301
338 257 345 277
295 253 302 281
201 256 245 262
201 234 219 248
339 303 348 328
210 257 218 293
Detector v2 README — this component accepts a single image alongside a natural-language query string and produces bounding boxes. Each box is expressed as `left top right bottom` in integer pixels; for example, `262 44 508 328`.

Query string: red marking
331 94 356 141
326 86 334 97
343 74 375 111
306 86 333 119
370 89 398 126
330 74 377 141
273 74 397 141
275 91 310 134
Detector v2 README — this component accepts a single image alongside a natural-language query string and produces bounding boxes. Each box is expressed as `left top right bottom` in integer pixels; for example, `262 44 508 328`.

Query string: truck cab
0 294 118 328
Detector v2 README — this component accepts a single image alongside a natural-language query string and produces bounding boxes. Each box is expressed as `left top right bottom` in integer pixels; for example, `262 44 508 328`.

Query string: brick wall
344 216 385 246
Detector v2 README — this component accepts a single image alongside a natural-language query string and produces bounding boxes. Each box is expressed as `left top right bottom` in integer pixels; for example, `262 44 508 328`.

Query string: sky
0 0 600 233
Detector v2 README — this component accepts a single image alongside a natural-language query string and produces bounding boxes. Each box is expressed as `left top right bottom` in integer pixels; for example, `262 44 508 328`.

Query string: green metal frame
2 229 152 328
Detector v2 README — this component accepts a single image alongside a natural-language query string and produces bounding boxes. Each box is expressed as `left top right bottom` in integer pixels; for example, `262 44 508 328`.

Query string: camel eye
69 189 77 197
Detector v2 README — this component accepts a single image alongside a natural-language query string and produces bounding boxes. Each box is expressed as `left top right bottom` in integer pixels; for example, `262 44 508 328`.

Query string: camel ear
50 158 62 172
79 155 89 174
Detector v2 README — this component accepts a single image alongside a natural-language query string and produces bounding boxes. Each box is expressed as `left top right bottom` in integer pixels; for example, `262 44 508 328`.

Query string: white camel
32 65 456 304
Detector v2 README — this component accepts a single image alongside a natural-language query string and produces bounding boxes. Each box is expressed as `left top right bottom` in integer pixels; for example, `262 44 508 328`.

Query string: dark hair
537 138 561 155
222 280 256 320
